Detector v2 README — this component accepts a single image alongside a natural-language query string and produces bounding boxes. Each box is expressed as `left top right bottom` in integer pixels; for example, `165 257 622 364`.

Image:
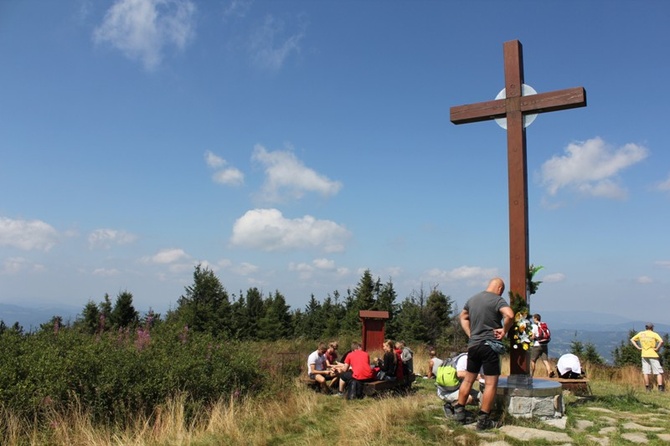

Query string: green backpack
436 353 466 391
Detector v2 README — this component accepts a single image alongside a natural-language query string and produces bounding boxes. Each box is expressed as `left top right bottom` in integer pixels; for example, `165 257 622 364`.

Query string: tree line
0 265 466 350
2 264 665 367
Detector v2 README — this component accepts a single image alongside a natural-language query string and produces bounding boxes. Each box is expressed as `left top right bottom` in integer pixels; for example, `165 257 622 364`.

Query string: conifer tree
173 264 231 337
80 300 100 334
110 290 139 329
423 287 453 344
258 291 292 340
612 329 643 367
393 295 428 342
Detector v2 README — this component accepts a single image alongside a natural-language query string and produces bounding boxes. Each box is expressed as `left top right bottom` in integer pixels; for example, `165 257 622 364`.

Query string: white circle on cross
495 84 538 129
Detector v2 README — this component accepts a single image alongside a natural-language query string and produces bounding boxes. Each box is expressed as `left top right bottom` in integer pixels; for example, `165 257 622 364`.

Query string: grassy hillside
3 348 669 445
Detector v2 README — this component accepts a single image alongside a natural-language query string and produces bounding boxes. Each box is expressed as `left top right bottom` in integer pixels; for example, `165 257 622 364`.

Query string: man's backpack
537 322 551 344
436 353 466 391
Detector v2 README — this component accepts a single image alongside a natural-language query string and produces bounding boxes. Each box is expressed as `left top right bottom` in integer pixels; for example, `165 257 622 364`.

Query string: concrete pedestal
496 376 564 419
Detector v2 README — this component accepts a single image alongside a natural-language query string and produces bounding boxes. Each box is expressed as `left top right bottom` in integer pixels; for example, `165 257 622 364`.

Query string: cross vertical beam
503 41 529 320
450 40 586 377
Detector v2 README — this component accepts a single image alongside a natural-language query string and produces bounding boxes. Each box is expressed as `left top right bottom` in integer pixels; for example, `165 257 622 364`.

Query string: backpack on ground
537 322 551 344
436 353 466 391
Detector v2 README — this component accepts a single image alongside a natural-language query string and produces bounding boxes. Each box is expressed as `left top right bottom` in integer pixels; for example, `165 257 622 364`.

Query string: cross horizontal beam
450 87 586 124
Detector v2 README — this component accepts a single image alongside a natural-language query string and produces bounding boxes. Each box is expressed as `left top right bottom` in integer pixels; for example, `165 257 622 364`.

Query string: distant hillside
548 329 627 364
525 310 670 364
0 302 80 331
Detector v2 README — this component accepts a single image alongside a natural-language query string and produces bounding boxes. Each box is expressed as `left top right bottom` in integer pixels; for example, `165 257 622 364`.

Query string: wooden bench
362 375 413 396
302 374 415 396
547 378 591 396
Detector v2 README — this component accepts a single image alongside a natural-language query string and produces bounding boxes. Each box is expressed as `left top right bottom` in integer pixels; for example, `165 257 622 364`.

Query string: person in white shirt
556 353 583 379
437 353 481 408
307 342 334 391
427 349 443 379
530 314 554 377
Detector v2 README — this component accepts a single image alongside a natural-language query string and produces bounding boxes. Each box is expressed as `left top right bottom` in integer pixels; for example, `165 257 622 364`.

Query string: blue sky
1 0 669 325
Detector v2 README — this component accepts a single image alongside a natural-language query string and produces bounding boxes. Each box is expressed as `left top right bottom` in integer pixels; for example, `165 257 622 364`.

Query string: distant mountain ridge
0 302 81 331
528 311 670 364
540 310 670 334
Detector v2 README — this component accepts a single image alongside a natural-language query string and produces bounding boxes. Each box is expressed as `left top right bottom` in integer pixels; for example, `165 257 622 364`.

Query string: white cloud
143 248 189 264
217 258 233 269
637 276 653 284
213 168 244 186
289 261 313 280
92 267 121 277
3 257 26 274
313 258 335 270
540 137 648 199
655 173 670 192
655 260 670 269
252 144 342 202
205 151 244 186
542 273 565 283
223 0 253 19
93 0 196 71
423 265 499 284
230 208 351 252
0 217 59 251
88 228 137 249
249 14 304 71
205 151 225 168
1 257 46 275
233 262 259 275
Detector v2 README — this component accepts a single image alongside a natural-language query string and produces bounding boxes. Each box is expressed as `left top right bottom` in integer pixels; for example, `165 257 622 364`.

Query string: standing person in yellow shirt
630 323 665 392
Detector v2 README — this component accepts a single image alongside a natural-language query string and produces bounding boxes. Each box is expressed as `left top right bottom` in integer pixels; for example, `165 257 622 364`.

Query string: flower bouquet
512 311 533 350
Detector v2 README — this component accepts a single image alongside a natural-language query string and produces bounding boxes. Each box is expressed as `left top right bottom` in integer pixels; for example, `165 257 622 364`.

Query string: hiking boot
476 412 496 431
443 403 454 418
646 386 652 392
659 385 665 392
452 405 475 424
453 404 465 422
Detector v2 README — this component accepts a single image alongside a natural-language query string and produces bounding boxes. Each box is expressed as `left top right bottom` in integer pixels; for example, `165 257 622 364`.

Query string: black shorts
467 342 501 376
531 344 549 362
340 370 354 383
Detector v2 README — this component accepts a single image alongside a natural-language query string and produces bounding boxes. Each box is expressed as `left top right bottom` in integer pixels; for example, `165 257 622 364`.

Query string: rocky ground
433 393 670 445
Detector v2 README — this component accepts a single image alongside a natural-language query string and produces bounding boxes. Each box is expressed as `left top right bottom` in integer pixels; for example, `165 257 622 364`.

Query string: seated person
436 353 480 417
394 342 405 382
325 341 339 367
374 340 398 380
338 342 375 397
427 349 443 379
396 340 414 376
556 353 584 379
307 342 334 391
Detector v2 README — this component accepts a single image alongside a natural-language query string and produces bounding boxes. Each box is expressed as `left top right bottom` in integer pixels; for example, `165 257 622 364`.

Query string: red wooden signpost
450 40 586 377
359 310 389 352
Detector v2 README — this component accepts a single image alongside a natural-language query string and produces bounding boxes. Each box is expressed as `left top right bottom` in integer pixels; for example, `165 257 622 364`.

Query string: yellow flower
523 344 529 350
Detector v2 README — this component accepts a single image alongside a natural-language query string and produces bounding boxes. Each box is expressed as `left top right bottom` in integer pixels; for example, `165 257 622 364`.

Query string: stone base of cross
450 40 586 378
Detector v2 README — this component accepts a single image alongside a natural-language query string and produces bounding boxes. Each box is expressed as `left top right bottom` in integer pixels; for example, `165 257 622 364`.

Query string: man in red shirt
343 342 374 381
336 342 374 398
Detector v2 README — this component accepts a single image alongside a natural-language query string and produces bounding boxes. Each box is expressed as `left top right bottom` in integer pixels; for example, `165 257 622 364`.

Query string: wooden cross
450 40 586 376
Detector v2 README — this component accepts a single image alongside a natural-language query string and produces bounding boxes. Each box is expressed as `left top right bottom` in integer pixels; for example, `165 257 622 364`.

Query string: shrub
0 326 264 426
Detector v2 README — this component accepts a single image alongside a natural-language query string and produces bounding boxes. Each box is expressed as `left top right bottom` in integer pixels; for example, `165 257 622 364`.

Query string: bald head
486 277 505 296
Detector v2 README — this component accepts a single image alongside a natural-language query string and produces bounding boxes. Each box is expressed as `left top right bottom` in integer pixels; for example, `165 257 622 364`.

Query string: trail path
430 389 670 445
